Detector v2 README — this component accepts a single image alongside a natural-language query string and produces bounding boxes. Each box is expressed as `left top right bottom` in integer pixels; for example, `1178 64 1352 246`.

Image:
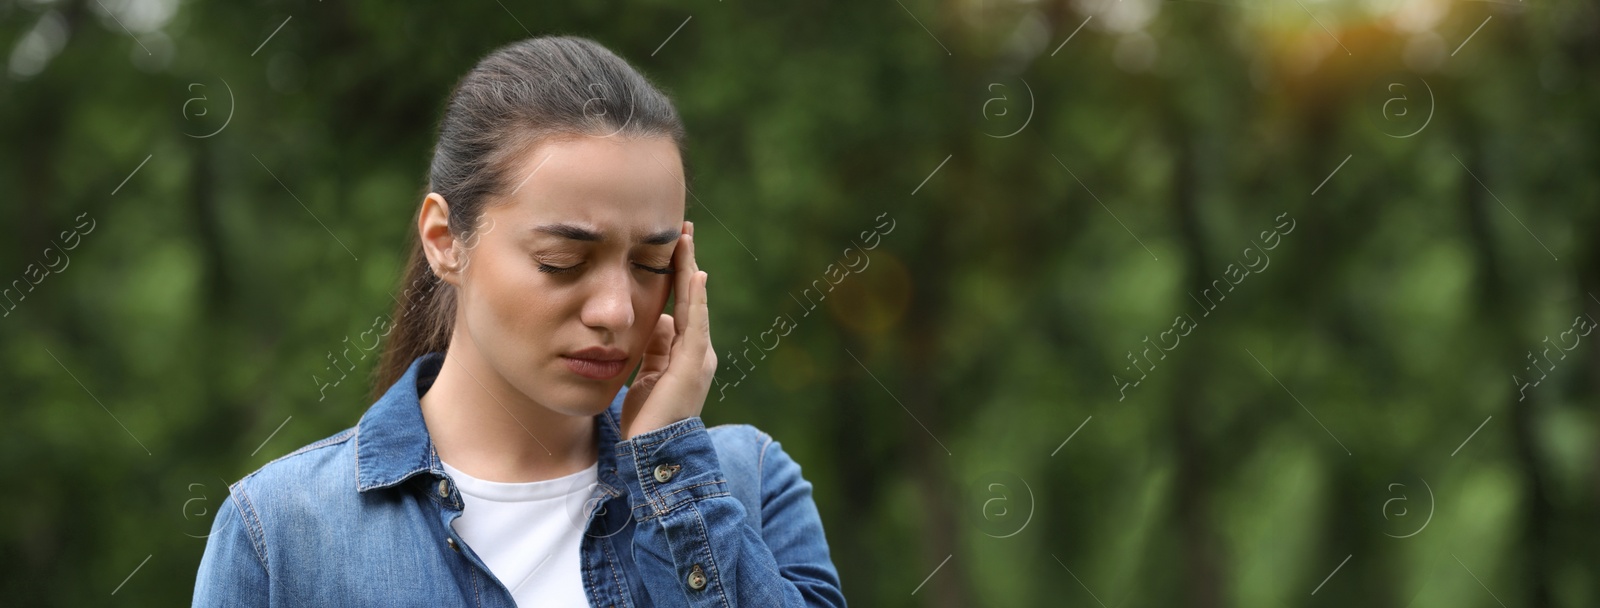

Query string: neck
419 336 597 483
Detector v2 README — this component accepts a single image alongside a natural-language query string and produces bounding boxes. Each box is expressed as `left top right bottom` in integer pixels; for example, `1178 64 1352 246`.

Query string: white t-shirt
439 458 599 607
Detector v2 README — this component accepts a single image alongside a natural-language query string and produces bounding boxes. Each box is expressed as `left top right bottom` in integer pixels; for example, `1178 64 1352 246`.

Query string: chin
543 379 623 417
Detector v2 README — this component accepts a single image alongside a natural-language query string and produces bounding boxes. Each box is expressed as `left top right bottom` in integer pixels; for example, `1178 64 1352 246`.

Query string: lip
561 346 629 380
566 346 627 361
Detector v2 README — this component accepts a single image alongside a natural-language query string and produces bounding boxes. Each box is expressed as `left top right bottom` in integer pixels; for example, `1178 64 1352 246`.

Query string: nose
579 262 635 335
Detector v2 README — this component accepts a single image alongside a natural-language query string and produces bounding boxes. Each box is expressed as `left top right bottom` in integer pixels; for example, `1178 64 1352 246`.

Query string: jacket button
437 478 450 498
686 564 707 590
447 537 461 552
653 463 680 483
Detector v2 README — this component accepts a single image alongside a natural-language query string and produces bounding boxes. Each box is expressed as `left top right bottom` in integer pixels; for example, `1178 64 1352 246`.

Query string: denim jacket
192 352 846 607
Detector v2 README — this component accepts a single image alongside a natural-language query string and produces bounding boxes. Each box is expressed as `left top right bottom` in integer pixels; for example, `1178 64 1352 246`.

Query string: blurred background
2 0 1597 606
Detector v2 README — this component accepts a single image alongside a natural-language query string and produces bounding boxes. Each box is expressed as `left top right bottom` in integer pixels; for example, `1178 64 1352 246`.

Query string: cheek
635 280 671 317
465 249 564 336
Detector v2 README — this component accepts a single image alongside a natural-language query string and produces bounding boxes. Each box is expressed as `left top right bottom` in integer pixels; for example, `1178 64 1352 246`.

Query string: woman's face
422 135 687 417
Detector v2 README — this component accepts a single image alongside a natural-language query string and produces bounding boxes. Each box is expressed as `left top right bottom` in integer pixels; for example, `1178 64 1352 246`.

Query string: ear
418 193 464 286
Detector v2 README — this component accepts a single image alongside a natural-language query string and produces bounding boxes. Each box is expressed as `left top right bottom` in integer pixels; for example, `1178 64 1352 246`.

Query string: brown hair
371 36 686 400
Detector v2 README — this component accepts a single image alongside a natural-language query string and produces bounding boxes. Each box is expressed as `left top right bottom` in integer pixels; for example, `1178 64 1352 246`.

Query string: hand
620 220 716 440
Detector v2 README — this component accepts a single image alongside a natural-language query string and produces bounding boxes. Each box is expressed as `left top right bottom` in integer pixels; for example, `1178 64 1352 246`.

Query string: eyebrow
532 223 680 246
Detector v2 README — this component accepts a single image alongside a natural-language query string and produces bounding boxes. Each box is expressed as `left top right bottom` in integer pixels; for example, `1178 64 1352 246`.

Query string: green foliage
1 0 1595 606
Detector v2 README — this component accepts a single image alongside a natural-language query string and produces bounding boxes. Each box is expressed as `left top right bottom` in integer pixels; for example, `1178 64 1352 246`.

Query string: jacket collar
355 351 628 497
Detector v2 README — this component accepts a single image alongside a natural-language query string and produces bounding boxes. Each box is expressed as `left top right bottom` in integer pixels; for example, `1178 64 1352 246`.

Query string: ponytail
369 213 454 400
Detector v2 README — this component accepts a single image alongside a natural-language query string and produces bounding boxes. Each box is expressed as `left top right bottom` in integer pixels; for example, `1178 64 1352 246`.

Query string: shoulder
703 421 812 480
226 427 359 523
706 422 774 461
235 426 358 489
200 428 353 569
703 422 817 525
698 422 830 551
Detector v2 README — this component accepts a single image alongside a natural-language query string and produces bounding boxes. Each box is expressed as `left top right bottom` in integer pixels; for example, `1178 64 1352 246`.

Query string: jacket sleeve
192 485 272 607
615 417 846 607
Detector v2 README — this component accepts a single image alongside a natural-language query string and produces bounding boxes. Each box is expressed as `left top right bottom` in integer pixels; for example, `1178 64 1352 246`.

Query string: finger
638 313 674 376
696 271 711 341
675 270 712 362
673 233 695 336
685 226 699 292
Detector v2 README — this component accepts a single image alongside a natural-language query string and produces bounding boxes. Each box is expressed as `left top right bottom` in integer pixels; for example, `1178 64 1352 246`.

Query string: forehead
492 135 685 241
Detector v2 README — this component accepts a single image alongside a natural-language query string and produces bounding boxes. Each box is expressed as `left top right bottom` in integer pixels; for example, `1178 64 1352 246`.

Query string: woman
193 36 845 607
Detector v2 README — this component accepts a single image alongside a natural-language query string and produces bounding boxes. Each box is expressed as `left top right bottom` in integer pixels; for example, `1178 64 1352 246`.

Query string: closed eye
537 262 673 275
537 263 580 275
